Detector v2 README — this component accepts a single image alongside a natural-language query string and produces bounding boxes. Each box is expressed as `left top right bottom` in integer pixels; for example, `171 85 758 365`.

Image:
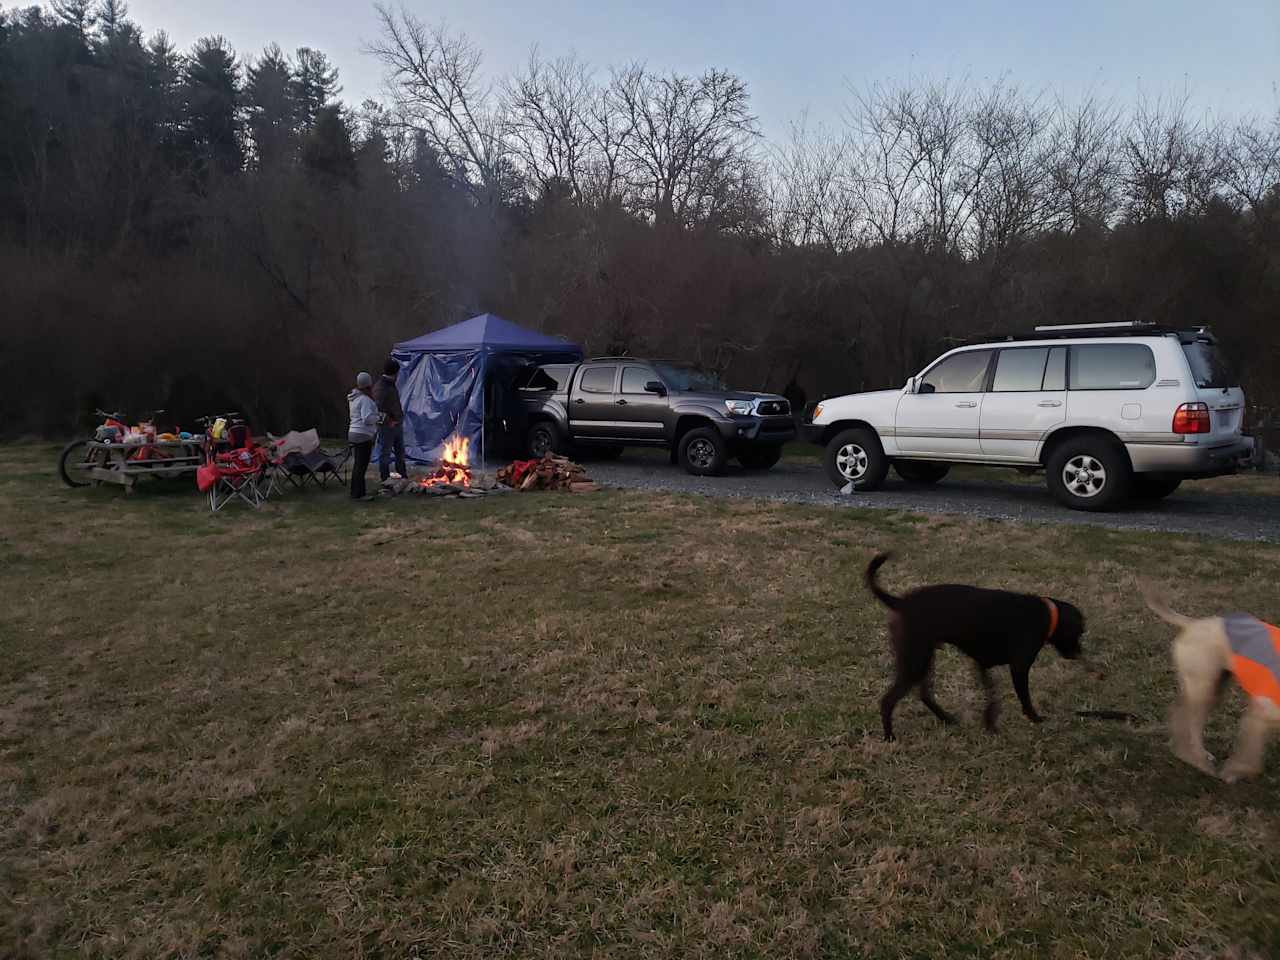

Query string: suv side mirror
644 380 667 396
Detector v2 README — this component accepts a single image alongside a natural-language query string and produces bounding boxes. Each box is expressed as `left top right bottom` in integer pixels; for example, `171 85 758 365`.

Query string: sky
123 0 1279 139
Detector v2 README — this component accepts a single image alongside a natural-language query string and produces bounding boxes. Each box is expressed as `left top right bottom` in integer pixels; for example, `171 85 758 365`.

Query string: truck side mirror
644 381 667 396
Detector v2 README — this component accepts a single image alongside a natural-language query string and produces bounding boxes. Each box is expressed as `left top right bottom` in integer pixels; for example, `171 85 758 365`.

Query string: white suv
803 323 1251 511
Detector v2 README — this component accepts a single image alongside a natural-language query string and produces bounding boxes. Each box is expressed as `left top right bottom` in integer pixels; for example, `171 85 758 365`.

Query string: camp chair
197 444 269 512
268 429 350 489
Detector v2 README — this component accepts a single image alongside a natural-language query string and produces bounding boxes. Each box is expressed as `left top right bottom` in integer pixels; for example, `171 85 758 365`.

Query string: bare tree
769 116 859 252
1121 93 1223 220
1045 95 1123 232
610 63 760 227
368 5 513 206
505 48 596 201
581 80 634 207
968 83 1056 255
1220 112 1280 222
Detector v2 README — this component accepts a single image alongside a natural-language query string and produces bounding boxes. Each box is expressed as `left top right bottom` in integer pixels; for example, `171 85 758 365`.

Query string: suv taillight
1172 402 1211 434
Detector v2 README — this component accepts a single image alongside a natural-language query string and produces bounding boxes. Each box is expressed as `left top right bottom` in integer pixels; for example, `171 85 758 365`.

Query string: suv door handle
955 401 977 408
573 398 586 405
1037 400 1062 408
615 399 628 405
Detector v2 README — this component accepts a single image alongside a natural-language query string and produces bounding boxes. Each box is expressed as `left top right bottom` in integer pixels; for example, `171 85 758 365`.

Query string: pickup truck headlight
811 403 824 421
724 399 754 416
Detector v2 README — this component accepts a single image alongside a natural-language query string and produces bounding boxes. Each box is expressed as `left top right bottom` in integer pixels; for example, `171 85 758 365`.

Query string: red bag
196 462 219 492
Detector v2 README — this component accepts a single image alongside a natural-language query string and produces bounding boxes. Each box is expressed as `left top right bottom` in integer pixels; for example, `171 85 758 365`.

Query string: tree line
2 1 1277 441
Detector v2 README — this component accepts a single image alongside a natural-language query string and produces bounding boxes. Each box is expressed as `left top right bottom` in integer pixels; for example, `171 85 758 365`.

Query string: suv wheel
893 461 950 484
1046 437 1131 511
1132 473 1182 501
824 428 889 491
527 420 564 459
678 427 727 476
738 446 782 470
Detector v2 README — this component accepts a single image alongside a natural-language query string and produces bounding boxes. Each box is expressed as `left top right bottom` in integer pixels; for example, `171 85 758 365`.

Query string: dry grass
2 444 1278 959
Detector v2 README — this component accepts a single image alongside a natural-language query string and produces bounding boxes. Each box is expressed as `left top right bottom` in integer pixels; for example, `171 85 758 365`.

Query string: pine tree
246 43 297 168
292 47 339 130
182 36 242 179
301 104 356 184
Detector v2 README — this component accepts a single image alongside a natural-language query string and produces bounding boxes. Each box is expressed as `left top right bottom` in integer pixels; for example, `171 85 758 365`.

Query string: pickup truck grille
756 399 790 417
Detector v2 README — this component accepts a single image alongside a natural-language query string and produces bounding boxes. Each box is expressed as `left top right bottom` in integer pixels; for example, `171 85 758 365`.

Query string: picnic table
80 439 205 492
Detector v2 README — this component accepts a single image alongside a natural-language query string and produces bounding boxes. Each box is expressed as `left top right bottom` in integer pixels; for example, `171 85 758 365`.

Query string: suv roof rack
1000 322 1214 343
587 356 636 362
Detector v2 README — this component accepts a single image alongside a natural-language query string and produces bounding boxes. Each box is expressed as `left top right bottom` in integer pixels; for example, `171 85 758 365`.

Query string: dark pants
378 422 407 481
350 439 373 499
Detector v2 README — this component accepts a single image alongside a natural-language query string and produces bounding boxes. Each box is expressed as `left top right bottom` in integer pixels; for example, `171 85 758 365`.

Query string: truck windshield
652 362 728 392
1181 340 1236 389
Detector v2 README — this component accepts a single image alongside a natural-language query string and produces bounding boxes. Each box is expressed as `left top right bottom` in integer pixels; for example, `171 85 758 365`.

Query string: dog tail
1139 579 1194 628
865 552 901 610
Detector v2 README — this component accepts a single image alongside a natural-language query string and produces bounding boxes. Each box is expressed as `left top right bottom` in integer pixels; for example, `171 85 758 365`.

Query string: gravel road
589 454 1280 542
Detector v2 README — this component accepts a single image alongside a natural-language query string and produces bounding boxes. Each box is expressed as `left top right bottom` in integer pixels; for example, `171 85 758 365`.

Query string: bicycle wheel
58 440 95 488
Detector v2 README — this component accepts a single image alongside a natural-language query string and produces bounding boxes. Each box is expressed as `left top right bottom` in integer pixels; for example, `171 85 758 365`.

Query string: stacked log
497 453 598 493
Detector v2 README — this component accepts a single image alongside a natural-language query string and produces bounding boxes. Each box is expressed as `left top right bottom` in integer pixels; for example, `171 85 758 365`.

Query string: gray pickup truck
514 357 796 474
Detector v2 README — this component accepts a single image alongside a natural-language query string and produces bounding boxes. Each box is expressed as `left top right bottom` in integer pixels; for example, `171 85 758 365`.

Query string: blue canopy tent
388 313 582 467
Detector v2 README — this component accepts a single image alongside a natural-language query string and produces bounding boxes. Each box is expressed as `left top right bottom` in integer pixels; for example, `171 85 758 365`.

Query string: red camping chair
196 414 271 512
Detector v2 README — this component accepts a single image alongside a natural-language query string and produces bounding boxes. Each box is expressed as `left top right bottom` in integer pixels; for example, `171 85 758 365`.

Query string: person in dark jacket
373 358 407 481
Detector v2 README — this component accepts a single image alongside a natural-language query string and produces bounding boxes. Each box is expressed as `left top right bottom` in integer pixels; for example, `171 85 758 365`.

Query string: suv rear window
1181 340 1235 389
992 347 1049 392
1068 344 1155 390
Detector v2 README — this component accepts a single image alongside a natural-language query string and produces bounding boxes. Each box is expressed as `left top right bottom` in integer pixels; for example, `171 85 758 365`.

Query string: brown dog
1142 583 1280 783
867 554 1086 740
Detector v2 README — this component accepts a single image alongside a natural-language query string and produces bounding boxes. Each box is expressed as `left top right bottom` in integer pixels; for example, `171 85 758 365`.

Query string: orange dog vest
1224 614 1280 705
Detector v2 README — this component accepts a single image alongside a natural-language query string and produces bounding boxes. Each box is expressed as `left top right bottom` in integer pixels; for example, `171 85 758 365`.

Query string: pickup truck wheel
1045 437 1131 511
738 446 782 470
1132 473 1182 501
678 427 727 476
526 420 564 459
825 428 889 491
893 461 950 484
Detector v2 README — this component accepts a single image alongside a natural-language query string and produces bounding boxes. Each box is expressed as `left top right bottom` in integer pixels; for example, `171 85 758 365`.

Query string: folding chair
199 446 268 512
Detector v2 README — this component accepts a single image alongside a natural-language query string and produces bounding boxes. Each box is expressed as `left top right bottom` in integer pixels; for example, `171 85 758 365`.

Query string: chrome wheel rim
836 443 869 481
1063 454 1107 498
687 438 716 469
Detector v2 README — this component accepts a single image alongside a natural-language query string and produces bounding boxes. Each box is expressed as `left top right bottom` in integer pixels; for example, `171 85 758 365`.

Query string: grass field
3 444 1278 959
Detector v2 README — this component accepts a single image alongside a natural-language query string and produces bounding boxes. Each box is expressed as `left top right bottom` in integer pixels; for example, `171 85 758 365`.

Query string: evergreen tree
246 43 296 168
181 35 242 179
301 104 356 184
292 46 339 130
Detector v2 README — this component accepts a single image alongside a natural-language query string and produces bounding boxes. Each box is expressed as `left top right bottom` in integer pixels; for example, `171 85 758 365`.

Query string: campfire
419 435 472 488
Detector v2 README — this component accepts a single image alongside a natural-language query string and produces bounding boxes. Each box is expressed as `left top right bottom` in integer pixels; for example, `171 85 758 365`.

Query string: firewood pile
496 453 599 493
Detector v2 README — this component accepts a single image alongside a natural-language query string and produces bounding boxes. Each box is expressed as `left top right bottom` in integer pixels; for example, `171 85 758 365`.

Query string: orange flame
420 435 472 487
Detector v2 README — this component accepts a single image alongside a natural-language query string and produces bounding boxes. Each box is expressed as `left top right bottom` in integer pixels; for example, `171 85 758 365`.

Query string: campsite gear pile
195 415 275 512
58 408 205 491
390 313 583 470
497 453 598 492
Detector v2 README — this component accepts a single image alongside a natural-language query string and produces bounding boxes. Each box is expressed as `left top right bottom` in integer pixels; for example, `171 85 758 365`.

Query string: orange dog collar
1042 598 1060 642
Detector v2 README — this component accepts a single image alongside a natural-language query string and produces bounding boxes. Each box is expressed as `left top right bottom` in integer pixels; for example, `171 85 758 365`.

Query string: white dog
1142 583 1280 783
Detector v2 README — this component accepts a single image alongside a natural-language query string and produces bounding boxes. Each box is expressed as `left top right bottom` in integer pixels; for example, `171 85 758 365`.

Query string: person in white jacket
347 372 381 500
